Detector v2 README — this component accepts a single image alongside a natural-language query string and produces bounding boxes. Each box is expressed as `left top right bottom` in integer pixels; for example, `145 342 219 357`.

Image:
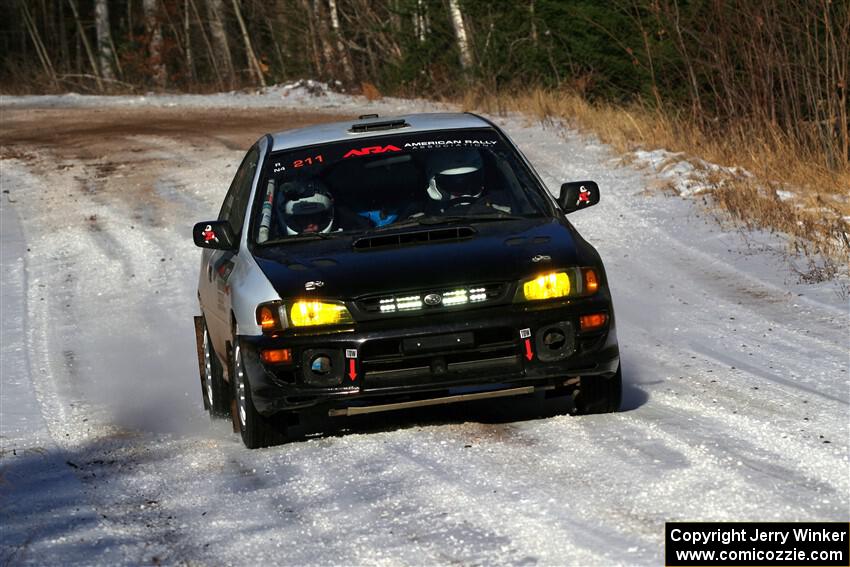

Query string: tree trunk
529 0 537 45
413 0 424 43
143 0 166 88
669 0 701 118
58 0 70 73
21 2 59 89
300 0 323 79
206 0 236 88
327 0 354 83
312 0 335 79
184 0 196 81
448 0 472 72
266 1 287 77
67 0 103 90
231 0 266 86
94 0 115 81
187 0 224 88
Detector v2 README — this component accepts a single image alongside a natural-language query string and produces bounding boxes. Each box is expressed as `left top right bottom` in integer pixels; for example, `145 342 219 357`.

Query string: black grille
360 327 520 389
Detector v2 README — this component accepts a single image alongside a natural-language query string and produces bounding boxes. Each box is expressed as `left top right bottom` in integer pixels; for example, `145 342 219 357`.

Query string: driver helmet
277 179 334 235
426 148 485 201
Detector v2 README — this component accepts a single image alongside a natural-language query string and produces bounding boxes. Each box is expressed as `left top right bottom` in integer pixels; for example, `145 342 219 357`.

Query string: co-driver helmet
277 179 335 235
426 148 485 202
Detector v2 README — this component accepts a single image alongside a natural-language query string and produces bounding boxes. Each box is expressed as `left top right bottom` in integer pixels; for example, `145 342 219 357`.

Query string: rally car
193 112 620 448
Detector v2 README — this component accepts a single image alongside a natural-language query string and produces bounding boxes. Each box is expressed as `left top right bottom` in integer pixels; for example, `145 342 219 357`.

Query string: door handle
207 264 213 282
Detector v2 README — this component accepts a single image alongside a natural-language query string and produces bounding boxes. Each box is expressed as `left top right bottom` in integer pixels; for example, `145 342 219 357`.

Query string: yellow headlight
289 301 354 327
523 271 571 300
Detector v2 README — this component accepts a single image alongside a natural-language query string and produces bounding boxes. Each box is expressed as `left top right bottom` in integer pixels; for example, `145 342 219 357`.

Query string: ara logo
343 145 402 158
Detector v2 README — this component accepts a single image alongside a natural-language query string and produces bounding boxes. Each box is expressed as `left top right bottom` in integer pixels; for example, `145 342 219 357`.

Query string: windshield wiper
367 216 438 232
257 232 334 246
435 212 528 223
365 212 528 233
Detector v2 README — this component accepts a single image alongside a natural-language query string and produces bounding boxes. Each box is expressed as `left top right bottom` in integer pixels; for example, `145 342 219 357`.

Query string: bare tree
20 1 59 88
94 0 115 81
67 0 103 90
413 0 426 43
327 0 354 83
448 0 472 72
312 0 336 78
143 0 166 88
529 0 538 45
231 0 265 86
206 0 236 88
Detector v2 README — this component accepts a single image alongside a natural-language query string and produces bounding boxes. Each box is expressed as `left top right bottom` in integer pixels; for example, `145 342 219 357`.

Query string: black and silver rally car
193 113 620 448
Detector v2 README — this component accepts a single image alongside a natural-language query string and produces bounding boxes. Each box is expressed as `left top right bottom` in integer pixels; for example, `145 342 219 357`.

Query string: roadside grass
459 88 850 275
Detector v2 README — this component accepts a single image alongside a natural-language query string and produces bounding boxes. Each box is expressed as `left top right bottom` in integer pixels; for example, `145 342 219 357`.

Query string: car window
253 129 549 242
219 146 260 239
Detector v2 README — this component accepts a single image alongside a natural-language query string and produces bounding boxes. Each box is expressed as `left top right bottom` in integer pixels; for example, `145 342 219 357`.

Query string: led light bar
373 286 494 314
442 289 469 306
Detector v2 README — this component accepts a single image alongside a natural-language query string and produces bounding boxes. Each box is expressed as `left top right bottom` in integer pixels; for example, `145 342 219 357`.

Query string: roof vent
353 226 475 251
358 113 379 120
349 119 409 133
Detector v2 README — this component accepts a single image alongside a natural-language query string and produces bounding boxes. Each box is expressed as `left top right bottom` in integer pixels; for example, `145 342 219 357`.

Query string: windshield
252 128 550 243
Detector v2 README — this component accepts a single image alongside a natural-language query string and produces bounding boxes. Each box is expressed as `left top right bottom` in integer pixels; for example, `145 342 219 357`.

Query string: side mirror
558 181 600 213
193 221 236 250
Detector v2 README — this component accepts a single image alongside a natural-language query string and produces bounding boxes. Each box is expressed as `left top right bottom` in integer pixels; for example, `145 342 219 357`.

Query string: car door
201 145 260 359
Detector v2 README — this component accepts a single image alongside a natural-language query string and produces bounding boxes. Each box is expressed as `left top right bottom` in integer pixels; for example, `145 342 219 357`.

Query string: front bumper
239 298 619 416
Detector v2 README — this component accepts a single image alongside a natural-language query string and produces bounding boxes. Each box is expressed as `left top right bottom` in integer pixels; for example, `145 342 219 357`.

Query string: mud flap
230 399 240 433
193 316 209 410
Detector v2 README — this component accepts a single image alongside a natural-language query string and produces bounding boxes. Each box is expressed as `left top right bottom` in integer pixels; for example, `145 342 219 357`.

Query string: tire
574 365 622 414
232 340 287 448
202 321 230 418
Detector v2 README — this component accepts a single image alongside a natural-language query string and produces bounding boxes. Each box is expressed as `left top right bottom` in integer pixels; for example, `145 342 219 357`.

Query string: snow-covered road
1 89 848 565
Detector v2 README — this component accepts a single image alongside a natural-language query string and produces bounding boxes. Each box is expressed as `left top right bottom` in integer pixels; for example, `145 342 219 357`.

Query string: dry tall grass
461 88 849 273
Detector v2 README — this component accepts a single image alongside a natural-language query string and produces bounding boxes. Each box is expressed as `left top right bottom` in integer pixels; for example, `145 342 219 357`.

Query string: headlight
289 300 354 327
523 272 571 300
517 268 600 302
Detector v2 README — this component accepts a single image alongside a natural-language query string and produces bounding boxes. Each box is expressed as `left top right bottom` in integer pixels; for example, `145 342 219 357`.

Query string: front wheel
574 365 622 414
232 341 287 448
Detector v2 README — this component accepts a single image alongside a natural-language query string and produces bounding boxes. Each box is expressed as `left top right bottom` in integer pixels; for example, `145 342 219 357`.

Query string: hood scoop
353 226 476 251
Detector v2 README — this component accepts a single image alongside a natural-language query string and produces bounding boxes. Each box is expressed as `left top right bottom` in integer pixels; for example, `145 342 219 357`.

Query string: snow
630 148 755 197
1 85 848 565
0 80 446 115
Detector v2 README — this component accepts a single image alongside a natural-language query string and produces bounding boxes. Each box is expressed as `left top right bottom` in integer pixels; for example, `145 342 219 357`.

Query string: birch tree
206 0 236 88
231 0 266 86
413 0 428 43
94 0 115 81
67 0 103 90
312 0 335 78
448 0 472 72
328 0 354 83
143 0 166 88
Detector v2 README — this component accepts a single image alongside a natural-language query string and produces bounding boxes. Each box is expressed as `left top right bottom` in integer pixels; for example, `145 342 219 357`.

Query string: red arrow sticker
348 358 357 380
524 338 534 361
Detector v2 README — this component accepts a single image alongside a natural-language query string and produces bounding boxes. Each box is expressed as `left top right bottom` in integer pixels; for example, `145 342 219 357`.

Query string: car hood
252 218 590 299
